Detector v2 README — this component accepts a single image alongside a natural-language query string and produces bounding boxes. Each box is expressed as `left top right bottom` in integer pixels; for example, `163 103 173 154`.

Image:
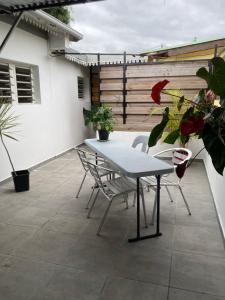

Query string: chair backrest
131 135 149 153
76 148 90 172
85 160 111 197
153 148 192 179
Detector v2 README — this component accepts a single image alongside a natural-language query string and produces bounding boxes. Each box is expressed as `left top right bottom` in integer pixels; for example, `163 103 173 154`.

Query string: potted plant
148 57 225 175
0 100 29 192
83 104 114 141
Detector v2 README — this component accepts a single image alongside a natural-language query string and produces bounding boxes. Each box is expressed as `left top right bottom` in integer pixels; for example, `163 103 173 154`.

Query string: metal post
97 53 101 105
90 65 93 104
156 175 161 235
122 51 127 124
136 177 140 238
0 11 24 54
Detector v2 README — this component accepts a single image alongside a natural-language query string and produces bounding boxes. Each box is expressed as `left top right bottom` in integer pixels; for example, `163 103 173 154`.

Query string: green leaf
181 107 194 121
202 123 225 175
197 58 225 98
177 96 185 112
180 134 190 146
163 129 180 144
196 67 210 85
148 107 169 147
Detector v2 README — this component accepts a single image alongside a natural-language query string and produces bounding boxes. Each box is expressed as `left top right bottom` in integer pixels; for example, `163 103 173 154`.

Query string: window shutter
78 76 84 99
16 66 33 103
0 63 12 102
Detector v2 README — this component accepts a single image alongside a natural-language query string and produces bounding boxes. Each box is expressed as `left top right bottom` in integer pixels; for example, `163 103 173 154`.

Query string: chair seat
104 176 136 198
141 175 178 189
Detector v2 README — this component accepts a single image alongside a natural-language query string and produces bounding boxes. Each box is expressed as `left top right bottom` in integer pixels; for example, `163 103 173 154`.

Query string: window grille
0 60 40 104
16 66 33 103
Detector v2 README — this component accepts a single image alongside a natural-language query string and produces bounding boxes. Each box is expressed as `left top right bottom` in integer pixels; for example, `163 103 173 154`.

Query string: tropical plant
83 104 114 132
151 89 191 146
0 100 18 172
148 57 225 175
43 6 71 24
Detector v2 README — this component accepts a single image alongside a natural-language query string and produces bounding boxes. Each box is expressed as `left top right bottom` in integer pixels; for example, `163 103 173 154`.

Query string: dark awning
0 0 103 14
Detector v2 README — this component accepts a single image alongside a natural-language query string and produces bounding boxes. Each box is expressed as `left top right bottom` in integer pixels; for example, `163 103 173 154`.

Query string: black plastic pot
98 129 109 141
12 170 30 192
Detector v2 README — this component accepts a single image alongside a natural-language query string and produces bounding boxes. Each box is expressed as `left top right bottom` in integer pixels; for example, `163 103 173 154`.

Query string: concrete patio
0 149 224 300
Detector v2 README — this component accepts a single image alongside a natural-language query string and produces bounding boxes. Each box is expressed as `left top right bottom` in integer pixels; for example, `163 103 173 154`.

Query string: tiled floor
0 149 224 300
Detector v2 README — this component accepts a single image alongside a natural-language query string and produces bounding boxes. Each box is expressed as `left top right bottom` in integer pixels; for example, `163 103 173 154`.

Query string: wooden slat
101 79 123 91
126 61 208 78
126 76 206 90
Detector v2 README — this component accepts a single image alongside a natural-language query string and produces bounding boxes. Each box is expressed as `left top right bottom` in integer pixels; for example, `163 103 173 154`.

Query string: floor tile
31 266 106 300
174 225 225 257
99 276 168 300
171 252 225 296
168 288 225 300
0 256 57 300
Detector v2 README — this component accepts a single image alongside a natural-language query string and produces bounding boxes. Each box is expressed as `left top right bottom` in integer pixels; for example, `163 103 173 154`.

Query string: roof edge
24 10 83 41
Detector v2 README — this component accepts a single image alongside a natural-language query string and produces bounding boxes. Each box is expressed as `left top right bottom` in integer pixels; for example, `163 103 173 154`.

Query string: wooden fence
91 60 209 131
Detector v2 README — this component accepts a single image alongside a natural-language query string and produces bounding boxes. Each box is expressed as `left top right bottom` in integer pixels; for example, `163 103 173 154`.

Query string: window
77 76 84 99
0 61 40 104
0 63 11 102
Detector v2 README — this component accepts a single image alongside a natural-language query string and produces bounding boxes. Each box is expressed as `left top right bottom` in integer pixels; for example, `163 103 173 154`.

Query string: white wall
204 153 225 237
0 21 91 182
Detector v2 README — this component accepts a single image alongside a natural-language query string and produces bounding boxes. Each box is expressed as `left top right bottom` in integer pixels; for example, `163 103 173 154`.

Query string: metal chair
75 148 113 208
131 135 149 153
86 160 148 236
142 148 192 224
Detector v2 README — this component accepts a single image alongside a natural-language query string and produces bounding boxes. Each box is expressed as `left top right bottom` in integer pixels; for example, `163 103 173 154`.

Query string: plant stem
187 147 205 168
0 132 15 173
162 91 202 108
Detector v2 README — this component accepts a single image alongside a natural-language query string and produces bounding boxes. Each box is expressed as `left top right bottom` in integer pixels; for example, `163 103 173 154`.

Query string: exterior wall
0 21 91 182
204 154 225 237
148 46 224 62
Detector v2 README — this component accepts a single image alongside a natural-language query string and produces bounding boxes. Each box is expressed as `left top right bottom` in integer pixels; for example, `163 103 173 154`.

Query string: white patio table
85 138 174 242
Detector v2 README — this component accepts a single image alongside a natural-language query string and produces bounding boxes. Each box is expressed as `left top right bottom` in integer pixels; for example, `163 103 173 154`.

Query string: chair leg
140 189 148 228
124 193 129 209
97 199 113 236
87 189 100 218
86 186 95 209
178 186 191 215
150 192 157 225
133 192 136 207
165 186 173 202
76 172 87 198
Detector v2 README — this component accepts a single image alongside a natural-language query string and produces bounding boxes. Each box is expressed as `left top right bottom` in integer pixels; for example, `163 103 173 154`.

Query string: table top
85 138 174 178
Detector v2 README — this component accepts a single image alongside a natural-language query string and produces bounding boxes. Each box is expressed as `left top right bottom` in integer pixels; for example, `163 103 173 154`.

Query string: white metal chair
86 160 148 236
75 148 113 208
142 148 192 224
131 135 149 153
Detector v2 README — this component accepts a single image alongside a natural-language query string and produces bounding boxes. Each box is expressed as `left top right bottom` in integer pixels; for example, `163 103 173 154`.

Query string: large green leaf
202 123 225 175
196 67 211 85
197 57 225 99
148 107 169 147
163 128 180 144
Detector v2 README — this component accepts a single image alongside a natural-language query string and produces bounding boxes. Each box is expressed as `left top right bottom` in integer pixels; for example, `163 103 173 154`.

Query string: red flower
180 115 204 136
151 80 170 104
205 90 216 103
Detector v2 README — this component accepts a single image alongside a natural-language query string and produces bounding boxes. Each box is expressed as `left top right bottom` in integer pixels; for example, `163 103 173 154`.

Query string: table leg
128 175 162 243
